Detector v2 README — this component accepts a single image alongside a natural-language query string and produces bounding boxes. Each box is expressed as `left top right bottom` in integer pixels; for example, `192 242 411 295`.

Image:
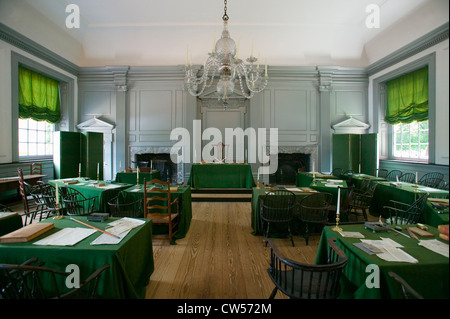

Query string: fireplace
130 146 184 184
267 145 318 186
269 153 310 185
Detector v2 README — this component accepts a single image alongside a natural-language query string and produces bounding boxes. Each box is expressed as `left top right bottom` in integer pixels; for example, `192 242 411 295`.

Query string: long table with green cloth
369 181 449 227
0 216 154 299
188 163 256 189
351 173 386 189
115 170 161 185
49 178 133 214
122 184 192 241
315 224 449 299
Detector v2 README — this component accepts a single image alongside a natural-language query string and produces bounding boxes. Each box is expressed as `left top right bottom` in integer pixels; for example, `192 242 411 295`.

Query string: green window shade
385 66 428 125
18 66 61 123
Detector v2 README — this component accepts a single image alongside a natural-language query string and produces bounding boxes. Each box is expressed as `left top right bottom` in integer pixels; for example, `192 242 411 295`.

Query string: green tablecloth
0 212 23 236
424 202 449 227
49 178 133 213
0 216 154 299
188 163 256 189
370 181 449 226
316 225 449 299
122 184 192 241
116 171 161 185
296 172 348 205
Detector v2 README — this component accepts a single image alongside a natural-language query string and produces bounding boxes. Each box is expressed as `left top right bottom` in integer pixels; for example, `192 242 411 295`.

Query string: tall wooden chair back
143 178 179 244
30 163 43 175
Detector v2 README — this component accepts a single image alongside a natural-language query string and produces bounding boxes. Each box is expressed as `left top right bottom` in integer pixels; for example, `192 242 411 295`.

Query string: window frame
11 52 75 162
373 53 436 164
391 120 429 163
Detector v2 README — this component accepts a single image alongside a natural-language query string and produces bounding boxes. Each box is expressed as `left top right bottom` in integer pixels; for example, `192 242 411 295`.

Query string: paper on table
90 218 145 245
339 231 365 238
129 187 141 192
418 239 449 258
285 187 303 192
325 183 340 188
33 227 96 246
327 179 343 183
360 237 418 263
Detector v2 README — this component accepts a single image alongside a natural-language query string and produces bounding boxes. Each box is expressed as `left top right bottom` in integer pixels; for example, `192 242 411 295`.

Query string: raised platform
191 188 253 202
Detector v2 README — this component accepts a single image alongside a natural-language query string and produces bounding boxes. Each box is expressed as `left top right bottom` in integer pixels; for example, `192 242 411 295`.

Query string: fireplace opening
269 153 310 185
135 153 177 183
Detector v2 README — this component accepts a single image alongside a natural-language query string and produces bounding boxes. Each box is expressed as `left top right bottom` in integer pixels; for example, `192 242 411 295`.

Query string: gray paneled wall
77 65 369 179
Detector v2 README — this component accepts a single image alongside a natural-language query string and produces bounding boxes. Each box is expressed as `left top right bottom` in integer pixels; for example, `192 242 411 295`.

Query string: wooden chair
331 168 343 177
260 190 297 247
30 162 43 175
17 168 45 225
108 191 143 218
376 168 389 178
386 170 402 182
37 183 59 218
0 203 13 213
388 271 424 299
418 172 444 188
383 193 430 225
344 183 377 222
398 172 416 183
0 257 110 299
267 237 347 299
298 193 333 245
143 178 179 244
60 186 97 216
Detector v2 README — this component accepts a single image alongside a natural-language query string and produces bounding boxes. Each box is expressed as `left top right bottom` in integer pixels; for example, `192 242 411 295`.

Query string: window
18 118 54 159
392 120 428 161
385 66 429 163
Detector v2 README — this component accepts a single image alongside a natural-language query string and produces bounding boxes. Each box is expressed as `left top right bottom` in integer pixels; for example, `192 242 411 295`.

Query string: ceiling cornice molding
367 22 449 76
0 22 79 76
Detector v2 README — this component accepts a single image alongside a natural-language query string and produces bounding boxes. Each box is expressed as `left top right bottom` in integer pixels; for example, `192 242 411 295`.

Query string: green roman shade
18 66 61 123
385 66 428 125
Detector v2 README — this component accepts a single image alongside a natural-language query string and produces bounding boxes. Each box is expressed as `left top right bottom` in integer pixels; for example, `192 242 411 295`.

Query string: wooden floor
146 201 320 299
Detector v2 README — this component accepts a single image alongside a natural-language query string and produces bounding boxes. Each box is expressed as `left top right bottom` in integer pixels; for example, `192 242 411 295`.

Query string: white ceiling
6 0 448 67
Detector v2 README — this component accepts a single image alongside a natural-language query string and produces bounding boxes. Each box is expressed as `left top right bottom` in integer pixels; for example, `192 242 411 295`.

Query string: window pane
19 143 28 156
18 118 54 159
392 120 428 161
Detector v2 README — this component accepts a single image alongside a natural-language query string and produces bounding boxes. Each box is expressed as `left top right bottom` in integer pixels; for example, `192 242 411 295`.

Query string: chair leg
264 222 270 247
304 224 309 246
269 287 278 299
287 223 294 247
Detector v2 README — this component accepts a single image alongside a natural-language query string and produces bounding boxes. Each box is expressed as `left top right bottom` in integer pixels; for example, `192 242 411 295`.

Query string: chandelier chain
222 0 229 21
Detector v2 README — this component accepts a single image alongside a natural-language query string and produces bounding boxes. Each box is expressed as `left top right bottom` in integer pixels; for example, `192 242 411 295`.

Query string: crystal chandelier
184 0 268 108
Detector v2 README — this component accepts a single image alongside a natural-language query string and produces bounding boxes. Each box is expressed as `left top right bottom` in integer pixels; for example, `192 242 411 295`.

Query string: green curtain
18 66 61 123
385 66 428 124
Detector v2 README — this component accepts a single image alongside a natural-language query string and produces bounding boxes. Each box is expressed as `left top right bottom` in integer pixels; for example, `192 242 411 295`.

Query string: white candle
78 163 81 176
336 187 341 216
415 172 418 184
137 167 140 184
312 161 315 173
119 160 122 171
97 163 99 175
257 170 260 182
56 185 59 206
265 60 268 77
151 160 153 170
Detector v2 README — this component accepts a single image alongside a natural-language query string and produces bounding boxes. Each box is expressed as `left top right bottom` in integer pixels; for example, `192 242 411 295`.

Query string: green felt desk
188 163 256 189
0 212 23 236
296 172 348 205
0 216 154 299
122 184 192 241
49 178 133 214
370 181 449 227
316 224 449 299
116 170 161 185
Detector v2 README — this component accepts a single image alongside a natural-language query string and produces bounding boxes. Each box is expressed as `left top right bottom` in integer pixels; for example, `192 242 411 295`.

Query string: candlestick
151 160 153 171
78 163 81 178
97 163 100 182
415 172 418 184
332 187 343 231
